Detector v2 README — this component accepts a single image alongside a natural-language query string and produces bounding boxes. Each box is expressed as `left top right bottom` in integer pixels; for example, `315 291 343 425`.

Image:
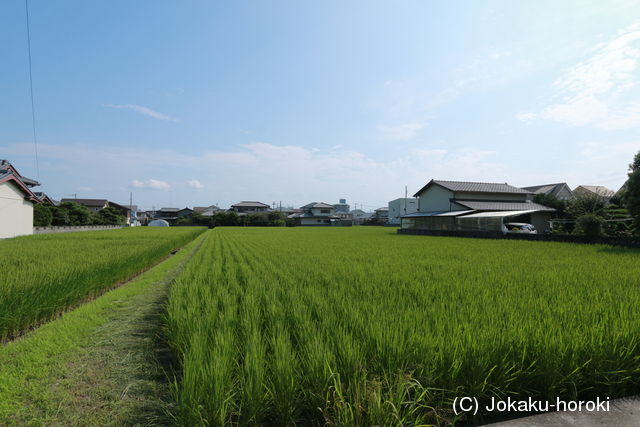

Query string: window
321 209 330 214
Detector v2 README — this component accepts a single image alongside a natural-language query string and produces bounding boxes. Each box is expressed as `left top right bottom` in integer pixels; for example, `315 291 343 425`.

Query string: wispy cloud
377 122 425 141
517 22 640 130
130 179 171 191
186 179 204 190
103 104 180 122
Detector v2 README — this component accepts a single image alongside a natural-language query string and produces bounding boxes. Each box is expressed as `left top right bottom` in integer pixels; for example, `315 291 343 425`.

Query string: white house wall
417 186 455 212
0 181 34 239
388 198 418 225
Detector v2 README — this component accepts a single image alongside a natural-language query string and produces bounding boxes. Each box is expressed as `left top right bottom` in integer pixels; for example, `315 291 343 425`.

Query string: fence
34 225 124 235
397 228 640 248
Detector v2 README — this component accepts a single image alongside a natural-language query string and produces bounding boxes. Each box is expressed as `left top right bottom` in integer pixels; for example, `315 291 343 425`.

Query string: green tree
626 150 640 233
58 202 92 225
96 206 125 225
565 194 605 219
533 193 567 217
33 204 53 226
51 206 70 226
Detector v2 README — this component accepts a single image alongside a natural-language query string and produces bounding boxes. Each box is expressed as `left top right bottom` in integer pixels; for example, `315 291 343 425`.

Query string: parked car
504 222 537 234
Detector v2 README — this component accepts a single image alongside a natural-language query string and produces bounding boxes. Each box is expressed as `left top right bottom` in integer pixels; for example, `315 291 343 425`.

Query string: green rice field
0 227 205 340
165 227 640 425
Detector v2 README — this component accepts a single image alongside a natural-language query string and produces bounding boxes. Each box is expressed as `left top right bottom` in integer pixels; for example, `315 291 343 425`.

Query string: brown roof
61 198 108 207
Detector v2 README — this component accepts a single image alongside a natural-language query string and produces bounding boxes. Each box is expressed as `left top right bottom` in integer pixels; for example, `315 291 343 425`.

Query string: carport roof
457 210 539 218
401 210 474 218
453 200 555 212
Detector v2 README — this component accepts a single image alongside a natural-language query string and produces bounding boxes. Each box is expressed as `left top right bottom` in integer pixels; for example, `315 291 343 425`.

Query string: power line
25 0 41 183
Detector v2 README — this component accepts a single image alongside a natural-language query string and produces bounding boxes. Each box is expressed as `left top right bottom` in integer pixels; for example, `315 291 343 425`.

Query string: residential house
402 179 555 233
177 207 193 218
289 202 342 226
350 209 373 225
522 183 574 201
388 198 418 225
374 207 389 224
154 207 179 221
573 185 616 201
60 198 132 224
0 160 40 238
193 205 221 217
230 201 270 214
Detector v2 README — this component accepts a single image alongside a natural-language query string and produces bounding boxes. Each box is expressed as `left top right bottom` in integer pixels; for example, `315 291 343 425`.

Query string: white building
0 161 40 239
388 198 418 225
289 202 341 226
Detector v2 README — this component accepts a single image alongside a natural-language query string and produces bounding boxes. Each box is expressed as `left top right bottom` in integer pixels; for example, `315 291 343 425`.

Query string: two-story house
289 202 340 226
402 179 555 232
230 201 270 214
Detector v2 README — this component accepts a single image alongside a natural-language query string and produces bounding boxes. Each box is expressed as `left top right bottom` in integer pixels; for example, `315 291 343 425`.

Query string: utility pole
404 185 408 214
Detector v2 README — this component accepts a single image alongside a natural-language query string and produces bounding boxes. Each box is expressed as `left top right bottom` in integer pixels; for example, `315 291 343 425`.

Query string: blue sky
2 0 639 210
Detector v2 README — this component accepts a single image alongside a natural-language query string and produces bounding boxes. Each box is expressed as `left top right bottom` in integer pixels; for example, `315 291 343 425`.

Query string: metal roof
453 200 555 212
414 179 531 197
457 210 538 219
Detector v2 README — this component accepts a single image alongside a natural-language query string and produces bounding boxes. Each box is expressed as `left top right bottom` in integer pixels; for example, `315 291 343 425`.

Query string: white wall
310 207 334 216
388 198 418 225
0 181 34 239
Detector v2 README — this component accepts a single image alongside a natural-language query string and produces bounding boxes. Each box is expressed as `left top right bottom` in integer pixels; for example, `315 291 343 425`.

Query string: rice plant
0 227 205 340
165 227 640 425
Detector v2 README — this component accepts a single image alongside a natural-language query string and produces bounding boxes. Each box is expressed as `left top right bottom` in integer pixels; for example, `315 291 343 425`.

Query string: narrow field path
0 231 207 426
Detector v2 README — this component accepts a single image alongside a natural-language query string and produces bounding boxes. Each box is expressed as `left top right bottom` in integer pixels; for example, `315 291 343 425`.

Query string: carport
456 210 540 233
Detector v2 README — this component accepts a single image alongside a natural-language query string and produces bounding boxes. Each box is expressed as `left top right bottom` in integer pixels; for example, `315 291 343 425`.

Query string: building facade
388 198 418 225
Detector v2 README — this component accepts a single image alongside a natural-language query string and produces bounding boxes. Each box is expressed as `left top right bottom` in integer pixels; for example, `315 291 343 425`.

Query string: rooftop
414 179 531 197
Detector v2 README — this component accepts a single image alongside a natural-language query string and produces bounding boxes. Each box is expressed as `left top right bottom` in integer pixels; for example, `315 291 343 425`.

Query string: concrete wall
417 185 455 212
0 181 34 239
34 225 124 234
300 217 331 226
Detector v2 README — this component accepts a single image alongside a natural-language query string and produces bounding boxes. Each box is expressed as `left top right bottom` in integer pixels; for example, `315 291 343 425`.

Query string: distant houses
60 198 132 224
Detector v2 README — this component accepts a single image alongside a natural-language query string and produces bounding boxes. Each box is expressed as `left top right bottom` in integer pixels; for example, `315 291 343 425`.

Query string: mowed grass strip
0 227 205 340
165 227 640 425
0 230 207 426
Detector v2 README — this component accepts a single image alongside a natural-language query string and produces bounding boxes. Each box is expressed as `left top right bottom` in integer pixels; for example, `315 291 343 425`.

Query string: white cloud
130 179 171 191
377 122 425 141
518 22 640 129
4 139 633 209
186 179 204 190
103 104 180 122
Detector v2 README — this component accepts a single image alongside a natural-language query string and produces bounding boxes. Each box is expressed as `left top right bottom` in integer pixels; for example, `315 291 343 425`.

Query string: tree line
33 202 126 227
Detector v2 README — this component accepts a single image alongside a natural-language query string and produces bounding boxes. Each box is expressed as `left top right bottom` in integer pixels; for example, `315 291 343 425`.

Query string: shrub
576 214 603 237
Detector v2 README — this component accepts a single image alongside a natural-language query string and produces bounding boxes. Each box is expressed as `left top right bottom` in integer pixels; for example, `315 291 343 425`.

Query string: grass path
0 231 207 426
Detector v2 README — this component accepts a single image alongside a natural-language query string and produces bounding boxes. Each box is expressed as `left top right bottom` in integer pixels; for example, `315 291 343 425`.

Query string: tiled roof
232 201 270 207
574 185 616 198
60 198 108 207
453 200 555 212
522 183 570 198
300 202 335 209
414 179 531 197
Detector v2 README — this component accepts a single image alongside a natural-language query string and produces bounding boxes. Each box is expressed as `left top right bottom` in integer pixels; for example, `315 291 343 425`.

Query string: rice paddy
165 227 640 425
0 227 205 340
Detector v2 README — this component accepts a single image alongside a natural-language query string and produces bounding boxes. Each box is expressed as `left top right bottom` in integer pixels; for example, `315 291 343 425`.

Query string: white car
504 222 537 234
